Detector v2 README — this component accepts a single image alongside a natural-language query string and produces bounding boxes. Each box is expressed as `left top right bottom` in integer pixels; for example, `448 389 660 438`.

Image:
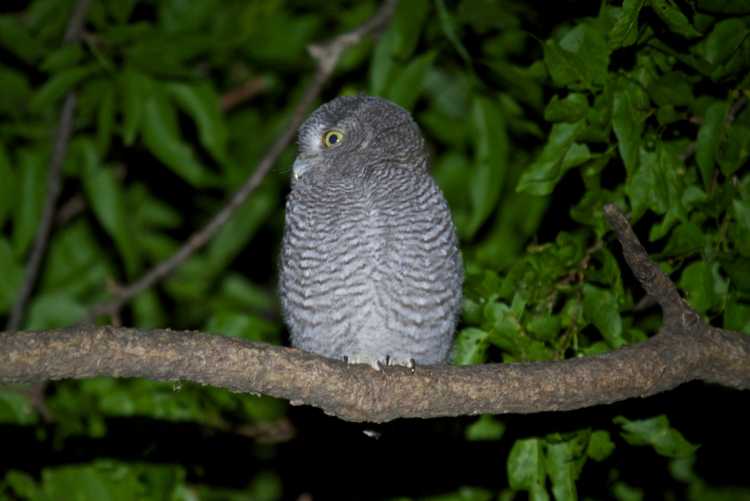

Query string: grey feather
279 96 463 368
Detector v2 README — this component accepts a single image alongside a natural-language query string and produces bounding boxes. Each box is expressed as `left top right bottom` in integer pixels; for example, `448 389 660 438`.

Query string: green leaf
562 143 592 171
119 68 152 145
544 40 586 89
613 482 645 501
526 314 561 343
0 390 38 425
508 438 547 496
465 415 506 441
648 0 701 38
40 44 85 73
718 122 750 177
386 51 436 110
583 284 625 348
0 145 15 228
466 96 508 237
544 93 589 123
141 85 217 187
96 84 116 155
0 16 43 62
0 66 32 116
40 462 143 501
218 274 277 313
517 120 585 195
79 139 139 275
434 0 471 64
587 430 616 461
485 300 553 362
167 82 228 162
0 238 24 314
678 261 719 313
107 0 139 23
626 144 685 232
545 22 609 90
4 470 40 499
369 29 397 97
451 327 490 365
424 68 472 118
612 77 649 175
12 150 47 258
243 13 319 65
724 297 750 333
703 19 750 66
392 0 430 59
648 71 693 107
29 65 98 112
735 198 750 233
128 184 182 230
615 415 699 458
609 0 647 49
205 311 279 343
132 289 166 329
27 292 87 329
545 433 588 501
696 0 750 14
40 221 109 299
696 100 729 188
208 189 276 273
662 221 705 256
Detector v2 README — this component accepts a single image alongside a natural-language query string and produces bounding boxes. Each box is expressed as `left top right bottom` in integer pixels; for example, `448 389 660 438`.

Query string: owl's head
293 95 426 182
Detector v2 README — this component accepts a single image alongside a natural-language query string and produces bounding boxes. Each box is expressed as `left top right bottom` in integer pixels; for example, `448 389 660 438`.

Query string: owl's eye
322 130 344 148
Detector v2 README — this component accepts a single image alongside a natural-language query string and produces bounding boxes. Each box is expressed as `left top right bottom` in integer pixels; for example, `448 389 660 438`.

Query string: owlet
279 95 463 369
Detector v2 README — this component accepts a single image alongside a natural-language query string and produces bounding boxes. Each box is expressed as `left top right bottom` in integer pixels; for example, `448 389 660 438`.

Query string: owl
279 95 463 369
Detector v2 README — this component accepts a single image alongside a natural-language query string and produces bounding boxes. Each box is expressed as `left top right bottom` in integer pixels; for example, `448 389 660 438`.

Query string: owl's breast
280 170 462 363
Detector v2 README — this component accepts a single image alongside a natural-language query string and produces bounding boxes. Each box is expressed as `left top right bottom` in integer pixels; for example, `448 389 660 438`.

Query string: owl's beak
292 155 312 181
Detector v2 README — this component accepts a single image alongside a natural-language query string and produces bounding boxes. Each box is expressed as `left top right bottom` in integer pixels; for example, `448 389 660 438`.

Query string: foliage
1 0 749 499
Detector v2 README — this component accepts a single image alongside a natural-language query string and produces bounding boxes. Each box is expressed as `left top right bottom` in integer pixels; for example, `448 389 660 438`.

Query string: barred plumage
279 96 463 368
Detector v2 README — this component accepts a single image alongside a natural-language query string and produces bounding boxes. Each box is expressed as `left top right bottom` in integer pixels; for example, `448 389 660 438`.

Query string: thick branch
1 321 748 423
6 0 92 333
3 201 748 423
86 0 398 320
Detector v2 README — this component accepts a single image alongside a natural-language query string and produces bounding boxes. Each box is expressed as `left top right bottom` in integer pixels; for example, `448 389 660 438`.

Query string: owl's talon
345 354 382 370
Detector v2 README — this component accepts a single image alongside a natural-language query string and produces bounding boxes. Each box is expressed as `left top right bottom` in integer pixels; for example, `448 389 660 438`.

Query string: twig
221 76 270 112
5 0 92 333
2 205 748 423
86 0 399 320
603 204 696 326
54 194 86 226
727 95 747 123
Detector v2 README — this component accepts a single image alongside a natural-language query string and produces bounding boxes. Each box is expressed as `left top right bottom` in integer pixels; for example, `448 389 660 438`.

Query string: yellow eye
322 130 344 148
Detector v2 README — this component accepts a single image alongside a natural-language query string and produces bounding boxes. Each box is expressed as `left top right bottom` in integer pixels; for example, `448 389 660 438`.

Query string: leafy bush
1 0 749 499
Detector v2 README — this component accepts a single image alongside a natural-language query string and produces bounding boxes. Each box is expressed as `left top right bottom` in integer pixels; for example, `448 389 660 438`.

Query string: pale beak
292 155 312 182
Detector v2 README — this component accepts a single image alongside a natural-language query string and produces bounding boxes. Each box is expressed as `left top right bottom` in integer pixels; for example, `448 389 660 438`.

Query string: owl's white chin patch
292 157 311 181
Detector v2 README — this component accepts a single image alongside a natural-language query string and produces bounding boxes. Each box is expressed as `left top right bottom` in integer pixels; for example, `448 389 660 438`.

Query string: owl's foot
387 356 417 370
343 354 417 372
343 354 383 370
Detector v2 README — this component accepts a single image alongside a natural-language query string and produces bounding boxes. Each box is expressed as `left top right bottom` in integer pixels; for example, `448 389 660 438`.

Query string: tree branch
2 205 748 423
86 0 399 320
221 76 270 112
5 0 92 333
